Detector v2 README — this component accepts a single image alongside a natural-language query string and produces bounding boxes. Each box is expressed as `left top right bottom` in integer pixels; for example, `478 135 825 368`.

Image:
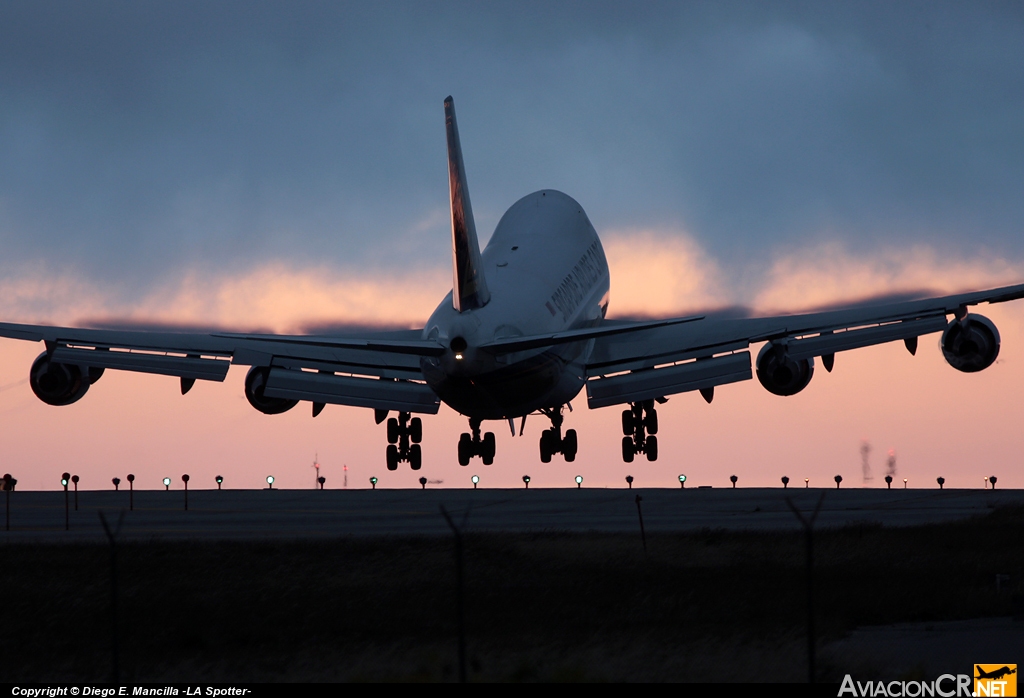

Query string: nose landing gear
621 400 660 462
539 407 578 463
458 417 496 466
382 411 423 471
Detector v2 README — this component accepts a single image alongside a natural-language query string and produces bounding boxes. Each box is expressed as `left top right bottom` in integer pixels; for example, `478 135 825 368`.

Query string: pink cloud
1 234 1022 492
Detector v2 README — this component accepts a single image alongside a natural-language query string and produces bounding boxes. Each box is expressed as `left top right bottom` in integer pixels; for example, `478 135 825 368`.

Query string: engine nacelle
756 343 814 396
941 313 1000 373
244 366 298 415
30 352 90 406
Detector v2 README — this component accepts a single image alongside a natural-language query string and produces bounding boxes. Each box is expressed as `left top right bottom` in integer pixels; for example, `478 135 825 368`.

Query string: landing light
455 353 463 361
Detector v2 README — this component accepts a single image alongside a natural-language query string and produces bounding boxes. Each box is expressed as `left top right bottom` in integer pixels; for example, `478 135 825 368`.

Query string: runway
2 486 1021 541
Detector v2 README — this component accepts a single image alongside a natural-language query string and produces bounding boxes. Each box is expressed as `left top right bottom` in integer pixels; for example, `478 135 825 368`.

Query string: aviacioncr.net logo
839 674 973 697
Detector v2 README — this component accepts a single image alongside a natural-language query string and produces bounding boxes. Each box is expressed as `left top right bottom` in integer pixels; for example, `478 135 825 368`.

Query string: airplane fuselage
420 189 610 419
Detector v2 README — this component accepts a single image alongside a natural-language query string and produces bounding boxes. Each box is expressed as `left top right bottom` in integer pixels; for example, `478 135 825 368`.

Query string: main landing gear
539 407 577 463
621 400 662 462
458 417 495 466
379 410 423 471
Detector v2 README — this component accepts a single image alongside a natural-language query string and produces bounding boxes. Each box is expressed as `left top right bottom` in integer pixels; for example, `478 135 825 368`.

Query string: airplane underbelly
421 344 587 420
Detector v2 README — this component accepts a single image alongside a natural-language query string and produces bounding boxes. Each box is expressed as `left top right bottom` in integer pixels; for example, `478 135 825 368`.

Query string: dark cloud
0 1 1022 300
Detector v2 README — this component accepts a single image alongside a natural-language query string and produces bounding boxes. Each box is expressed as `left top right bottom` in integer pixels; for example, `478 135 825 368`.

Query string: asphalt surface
1 486 1021 541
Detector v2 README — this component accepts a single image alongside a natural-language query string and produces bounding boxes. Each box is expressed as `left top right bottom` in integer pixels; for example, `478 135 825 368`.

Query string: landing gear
539 407 578 463
621 400 660 462
458 417 496 466
383 411 423 470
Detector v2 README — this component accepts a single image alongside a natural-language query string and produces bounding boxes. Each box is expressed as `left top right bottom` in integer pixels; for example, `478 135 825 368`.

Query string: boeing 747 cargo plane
2 97 1023 470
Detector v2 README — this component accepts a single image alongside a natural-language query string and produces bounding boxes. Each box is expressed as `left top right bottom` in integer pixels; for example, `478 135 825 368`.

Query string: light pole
903 478 907 489
989 476 997 490
182 474 189 510
679 475 686 489
61 472 70 530
370 476 378 490
937 477 945 490
471 475 479 490
318 476 325 490
215 475 223 490
575 475 583 489
625 475 633 489
782 476 790 489
162 477 171 491
72 475 80 511
523 475 531 489
127 474 134 511
834 475 842 489
730 475 738 489
266 476 275 490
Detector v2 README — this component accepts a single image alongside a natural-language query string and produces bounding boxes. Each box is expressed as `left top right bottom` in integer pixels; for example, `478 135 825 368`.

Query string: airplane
976 666 1016 681
2 96 1023 471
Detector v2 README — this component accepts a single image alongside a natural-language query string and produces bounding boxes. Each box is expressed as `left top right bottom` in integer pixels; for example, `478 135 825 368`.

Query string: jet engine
29 351 92 406
941 313 1000 373
244 366 298 414
755 343 814 396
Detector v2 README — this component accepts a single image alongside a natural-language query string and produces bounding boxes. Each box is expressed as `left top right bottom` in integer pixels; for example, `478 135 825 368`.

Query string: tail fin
445 96 490 312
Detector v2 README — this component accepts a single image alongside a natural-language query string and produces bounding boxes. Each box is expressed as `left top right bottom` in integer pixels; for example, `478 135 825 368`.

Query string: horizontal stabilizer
479 315 703 354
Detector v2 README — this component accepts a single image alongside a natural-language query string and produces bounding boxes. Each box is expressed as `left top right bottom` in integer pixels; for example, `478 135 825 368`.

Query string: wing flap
586 352 751 409
262 368 440 414
783 315 948 361
51 346 231 381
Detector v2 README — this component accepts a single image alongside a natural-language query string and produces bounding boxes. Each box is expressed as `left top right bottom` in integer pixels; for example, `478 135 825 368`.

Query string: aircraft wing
0 321 443 414
584 282 1024 408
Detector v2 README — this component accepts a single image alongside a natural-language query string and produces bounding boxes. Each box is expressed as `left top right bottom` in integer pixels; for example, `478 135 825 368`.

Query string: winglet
445 96 490 312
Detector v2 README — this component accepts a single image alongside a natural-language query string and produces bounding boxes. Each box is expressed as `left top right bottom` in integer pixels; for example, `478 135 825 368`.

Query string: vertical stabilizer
445 96 490 312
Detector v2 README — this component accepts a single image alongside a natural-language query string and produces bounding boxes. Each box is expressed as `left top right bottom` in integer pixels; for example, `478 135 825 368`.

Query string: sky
1 1 1023 491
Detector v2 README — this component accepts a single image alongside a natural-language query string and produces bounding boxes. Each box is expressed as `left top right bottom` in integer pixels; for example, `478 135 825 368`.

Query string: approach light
112 477 120 490
318 476 325 490
127 474 135 483
61 474 69 488
804 478 809 488
419 476 427 490
885 475 893 489
903 478 908 489
471 475 479 489
575 475 583 489
370 476 378 490
266 476 275 489
625 475 633 489
523 475 530 489
163 477 171 490
730 475 738 488
834 475 842 489
781 476 789 489
937 477 945 490
182 474 190 483
678 474 686 489
215 475 223 490
989 476 997 490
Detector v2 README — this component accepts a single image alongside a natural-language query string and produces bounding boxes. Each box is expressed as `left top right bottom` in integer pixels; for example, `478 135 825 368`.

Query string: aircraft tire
621 409 633 436
646 409 658 435
458 433 472 466
621 436 634 463
386 445 399 471
410 417 423 443
387 418 400 444
563 429 578 462
482 432 495 464
646 435 658 462
540 430 554 463
409 444 422 470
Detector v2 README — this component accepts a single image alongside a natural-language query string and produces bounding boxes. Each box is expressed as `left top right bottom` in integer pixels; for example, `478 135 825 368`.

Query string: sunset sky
1 1 1023 491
